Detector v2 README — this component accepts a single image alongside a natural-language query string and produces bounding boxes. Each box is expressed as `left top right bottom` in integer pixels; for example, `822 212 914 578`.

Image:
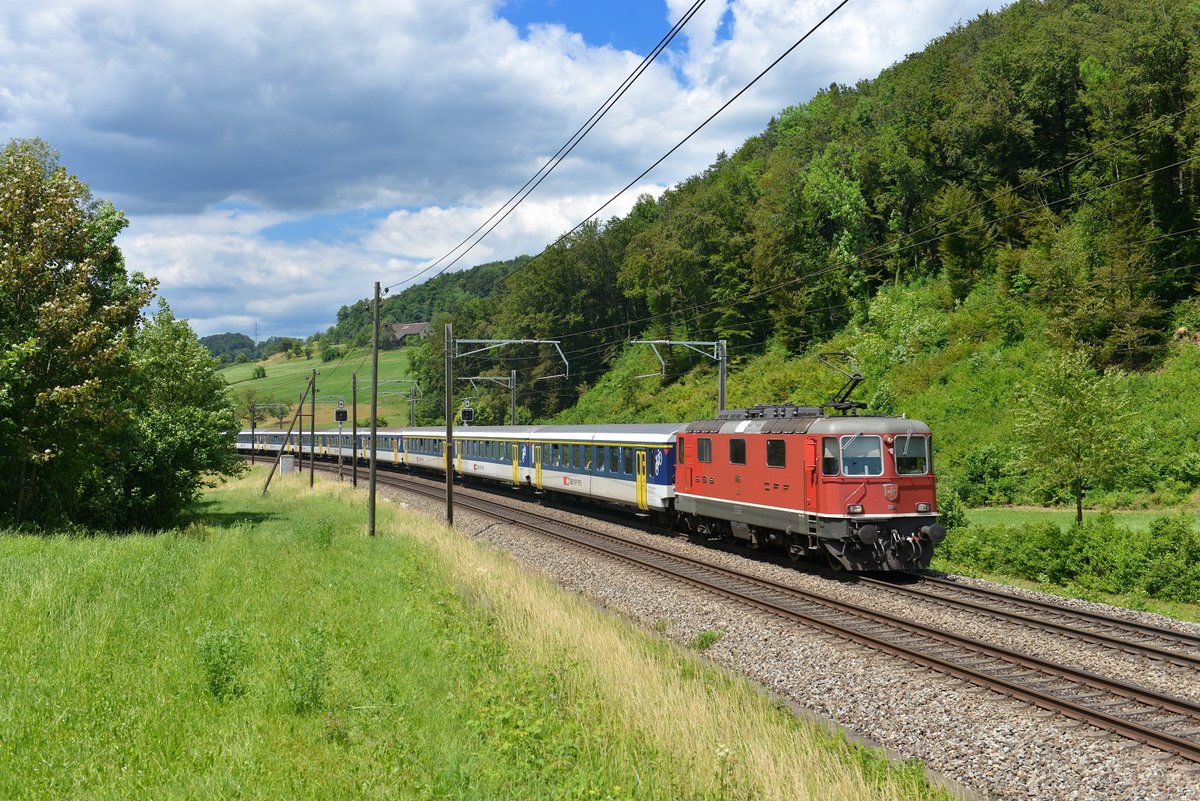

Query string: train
237 402 944 572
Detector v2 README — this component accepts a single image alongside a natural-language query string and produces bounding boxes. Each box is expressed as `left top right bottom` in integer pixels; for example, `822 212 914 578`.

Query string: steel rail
916 573 1200 651
263 457 1200 763
851 575 1200 670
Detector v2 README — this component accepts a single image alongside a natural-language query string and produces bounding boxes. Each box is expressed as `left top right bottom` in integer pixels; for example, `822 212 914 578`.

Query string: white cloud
5 0 1000 338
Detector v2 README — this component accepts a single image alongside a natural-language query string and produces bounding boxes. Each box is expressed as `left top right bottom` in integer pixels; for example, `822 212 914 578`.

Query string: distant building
389 322 432 343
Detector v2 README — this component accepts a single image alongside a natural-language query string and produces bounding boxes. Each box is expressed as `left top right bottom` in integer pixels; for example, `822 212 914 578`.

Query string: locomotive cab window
895 435 930 475
766 439 786 468
677 439 685 464
822 437 839 475
841 435 883 476
729 439 746 465
697 437 712 463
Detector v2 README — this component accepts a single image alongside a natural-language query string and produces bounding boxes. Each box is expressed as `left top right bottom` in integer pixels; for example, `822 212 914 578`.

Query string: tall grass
0 473 953 800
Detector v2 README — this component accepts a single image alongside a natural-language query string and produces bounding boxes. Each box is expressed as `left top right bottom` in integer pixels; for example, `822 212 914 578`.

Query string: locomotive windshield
894 435 930 475
841 435 883 476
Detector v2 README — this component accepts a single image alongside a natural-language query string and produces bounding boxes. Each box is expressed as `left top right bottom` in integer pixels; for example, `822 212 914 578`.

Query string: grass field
221 348 415 428
965 506 1200 531
0 472 952 801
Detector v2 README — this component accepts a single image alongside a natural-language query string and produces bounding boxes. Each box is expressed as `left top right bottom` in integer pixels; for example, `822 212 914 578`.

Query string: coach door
511 443 520 485
805 439 818 511
535 445 543 490
635 449 648 511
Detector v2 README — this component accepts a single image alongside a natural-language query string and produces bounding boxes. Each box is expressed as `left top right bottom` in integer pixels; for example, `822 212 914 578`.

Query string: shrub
283 623 330 714
935 480 970 531
196 620 249 700
937 514 1200 603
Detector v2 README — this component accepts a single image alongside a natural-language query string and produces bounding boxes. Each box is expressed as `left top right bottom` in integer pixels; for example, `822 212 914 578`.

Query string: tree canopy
0 139 242 530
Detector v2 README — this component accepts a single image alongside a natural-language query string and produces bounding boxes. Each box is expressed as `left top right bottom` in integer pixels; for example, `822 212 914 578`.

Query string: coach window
697 437 712 463
822 437 840 475
729 438 746 465
623 447 633 475
766 439 786 468
841 435 883 476
895 435 929 475
609 446 620 473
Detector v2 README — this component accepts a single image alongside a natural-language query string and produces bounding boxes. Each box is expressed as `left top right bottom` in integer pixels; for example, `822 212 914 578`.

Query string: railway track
284 458 1200 764
861 573 1200 670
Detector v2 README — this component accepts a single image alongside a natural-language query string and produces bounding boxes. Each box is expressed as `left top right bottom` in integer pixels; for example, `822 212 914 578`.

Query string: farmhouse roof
390 322 432 338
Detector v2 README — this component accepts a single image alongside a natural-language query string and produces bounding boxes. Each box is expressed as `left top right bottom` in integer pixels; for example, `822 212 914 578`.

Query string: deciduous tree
0 139 241 529
0 139 155 524
1014 350 1137 523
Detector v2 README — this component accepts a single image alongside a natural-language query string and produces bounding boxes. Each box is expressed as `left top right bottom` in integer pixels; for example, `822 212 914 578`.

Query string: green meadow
221 348 414 427
964 507 1200 532
0 471 953 801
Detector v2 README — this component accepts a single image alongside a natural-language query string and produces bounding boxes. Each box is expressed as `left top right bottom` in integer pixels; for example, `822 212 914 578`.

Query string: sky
2 0 1001 341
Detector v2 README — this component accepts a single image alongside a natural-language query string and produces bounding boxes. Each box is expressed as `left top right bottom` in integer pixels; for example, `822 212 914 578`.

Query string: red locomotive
672 355 943 570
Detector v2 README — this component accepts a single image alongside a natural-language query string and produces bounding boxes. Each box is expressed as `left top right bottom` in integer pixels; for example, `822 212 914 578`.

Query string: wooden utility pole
261 375 314 496
352 372 358 488
369 282 380 537
310 368 316 487
445 323 454 526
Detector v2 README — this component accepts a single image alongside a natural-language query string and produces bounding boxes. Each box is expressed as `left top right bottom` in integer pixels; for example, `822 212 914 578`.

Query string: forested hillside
334 0 1200 508
200 332 258 363
322 255 529 348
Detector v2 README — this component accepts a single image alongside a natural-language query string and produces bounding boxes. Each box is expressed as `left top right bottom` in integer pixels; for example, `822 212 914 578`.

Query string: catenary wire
470 0 855 297
384 0 709 293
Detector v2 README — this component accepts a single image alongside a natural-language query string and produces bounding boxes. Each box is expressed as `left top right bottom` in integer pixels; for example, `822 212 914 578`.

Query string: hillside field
221 349 415 428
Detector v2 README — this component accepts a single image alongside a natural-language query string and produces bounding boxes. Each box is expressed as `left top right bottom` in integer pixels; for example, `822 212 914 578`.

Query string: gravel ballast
383 481 1200 801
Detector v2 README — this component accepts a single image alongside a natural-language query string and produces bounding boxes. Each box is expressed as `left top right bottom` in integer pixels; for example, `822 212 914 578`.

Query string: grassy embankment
221 348 413 428
0 471 955 801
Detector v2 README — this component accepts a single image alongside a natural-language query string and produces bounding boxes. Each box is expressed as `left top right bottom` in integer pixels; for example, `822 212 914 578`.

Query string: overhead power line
480 0 855 295
385 0 710 293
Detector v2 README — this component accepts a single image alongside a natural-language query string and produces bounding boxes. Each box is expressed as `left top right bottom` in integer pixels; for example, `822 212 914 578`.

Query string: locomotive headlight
847 504 864 514
916 502 931 512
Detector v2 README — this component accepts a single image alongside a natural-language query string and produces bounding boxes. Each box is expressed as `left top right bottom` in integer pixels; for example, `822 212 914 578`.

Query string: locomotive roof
684 415 931 436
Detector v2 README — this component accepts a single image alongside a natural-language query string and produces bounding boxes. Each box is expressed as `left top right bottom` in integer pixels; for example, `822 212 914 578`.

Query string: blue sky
501 0 700 53
2 0 1000 340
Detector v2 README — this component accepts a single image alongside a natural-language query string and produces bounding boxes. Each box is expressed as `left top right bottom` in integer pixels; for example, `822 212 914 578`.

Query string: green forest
316 0 1200 521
